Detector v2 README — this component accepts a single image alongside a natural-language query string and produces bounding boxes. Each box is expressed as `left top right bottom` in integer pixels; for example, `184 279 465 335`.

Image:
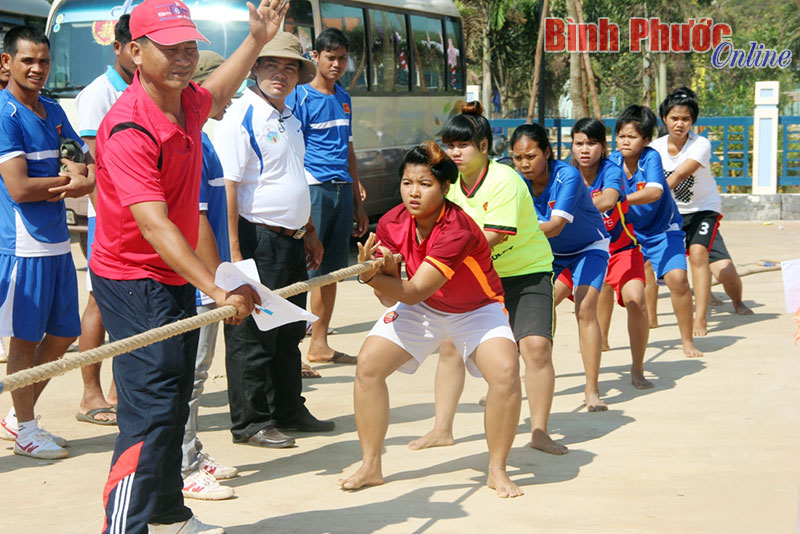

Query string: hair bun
421 141 446 166
460 100 484 116
673 86 697 100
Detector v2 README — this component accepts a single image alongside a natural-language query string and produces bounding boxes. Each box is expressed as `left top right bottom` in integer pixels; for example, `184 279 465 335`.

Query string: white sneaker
0 415 67 447
148 515 225 534
198 451 238 480
14 429 68 460
182 470 234 501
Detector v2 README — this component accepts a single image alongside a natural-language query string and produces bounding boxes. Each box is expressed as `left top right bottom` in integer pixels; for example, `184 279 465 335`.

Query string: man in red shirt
89 1 288 533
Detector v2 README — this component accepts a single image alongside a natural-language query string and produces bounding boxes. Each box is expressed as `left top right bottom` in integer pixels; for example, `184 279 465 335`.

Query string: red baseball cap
130 0 210 46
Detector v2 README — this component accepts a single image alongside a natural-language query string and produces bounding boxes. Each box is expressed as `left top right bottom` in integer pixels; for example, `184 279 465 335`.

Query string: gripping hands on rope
0 256 399 395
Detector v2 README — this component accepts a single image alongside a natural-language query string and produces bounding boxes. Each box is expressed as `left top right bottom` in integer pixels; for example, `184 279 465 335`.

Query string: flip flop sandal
301 362 322 379
75 407 118 425
329 351 358 364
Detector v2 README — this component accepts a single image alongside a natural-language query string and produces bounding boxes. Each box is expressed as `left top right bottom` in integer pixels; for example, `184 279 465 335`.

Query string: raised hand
247 0 290 45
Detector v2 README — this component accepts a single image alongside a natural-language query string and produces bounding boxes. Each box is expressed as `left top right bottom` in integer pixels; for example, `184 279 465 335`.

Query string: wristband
357 272 377 285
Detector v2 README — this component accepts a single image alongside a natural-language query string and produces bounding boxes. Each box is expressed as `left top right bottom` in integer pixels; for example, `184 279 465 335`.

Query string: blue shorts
308 182 353 277
0 253 81 342
552 249 609 293
639 230 687 281
86 216 96 292
87 215 96 262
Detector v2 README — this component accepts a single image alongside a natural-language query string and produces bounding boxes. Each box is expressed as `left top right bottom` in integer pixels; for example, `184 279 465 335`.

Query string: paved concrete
1 221 799 534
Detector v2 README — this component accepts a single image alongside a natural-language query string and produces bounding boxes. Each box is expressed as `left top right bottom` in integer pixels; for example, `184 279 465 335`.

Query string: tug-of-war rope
0 256 782 394
0 258 391 395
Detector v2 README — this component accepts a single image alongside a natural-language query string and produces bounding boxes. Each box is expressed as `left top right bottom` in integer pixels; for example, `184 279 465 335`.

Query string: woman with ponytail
339 142 524 498
510 123 611 412
410 101 566 455
558 118 653 390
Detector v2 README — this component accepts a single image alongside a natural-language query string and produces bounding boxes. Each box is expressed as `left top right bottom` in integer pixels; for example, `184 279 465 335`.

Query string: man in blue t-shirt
179 51 238 502
287 28 368 367
0 26 95 460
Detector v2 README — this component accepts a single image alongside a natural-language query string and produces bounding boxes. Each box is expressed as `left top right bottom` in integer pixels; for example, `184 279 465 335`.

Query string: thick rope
0 258 391 394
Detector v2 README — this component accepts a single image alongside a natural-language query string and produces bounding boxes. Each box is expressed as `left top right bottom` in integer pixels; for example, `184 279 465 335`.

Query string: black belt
255 222 306 240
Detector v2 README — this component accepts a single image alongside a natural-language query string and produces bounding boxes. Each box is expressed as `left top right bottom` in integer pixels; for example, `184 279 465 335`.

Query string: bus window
284 0 314 55
408 15 445 93
369 9 409 93
320 2 368 93
443 17 464 92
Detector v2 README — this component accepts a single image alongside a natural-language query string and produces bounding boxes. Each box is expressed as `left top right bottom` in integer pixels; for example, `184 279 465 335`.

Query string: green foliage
456 0 799 118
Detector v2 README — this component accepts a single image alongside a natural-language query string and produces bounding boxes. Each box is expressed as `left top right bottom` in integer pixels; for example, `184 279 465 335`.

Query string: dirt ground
1 220 799 534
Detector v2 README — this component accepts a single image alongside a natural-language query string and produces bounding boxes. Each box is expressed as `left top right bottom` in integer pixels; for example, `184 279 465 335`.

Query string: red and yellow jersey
376 200 504 314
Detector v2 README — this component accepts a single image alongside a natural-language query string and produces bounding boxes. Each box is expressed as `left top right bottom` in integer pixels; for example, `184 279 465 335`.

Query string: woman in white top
651 87 752 335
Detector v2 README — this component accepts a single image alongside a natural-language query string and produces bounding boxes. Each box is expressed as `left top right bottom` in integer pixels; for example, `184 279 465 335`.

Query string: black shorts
682 210 722 251
708 230 731 263
501 271 554 342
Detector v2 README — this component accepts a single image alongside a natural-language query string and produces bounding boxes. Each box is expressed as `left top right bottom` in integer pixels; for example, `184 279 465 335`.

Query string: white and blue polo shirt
76 65 128 219
529 159 609 256
0 91 87 257
287 83 353 184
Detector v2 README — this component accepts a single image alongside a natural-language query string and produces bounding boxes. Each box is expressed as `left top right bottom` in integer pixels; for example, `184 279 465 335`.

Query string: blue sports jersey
608 147 681 239
0 91 86 256
197 132 230 306
287 83 353 183
528 159 608 255
588 158 637 254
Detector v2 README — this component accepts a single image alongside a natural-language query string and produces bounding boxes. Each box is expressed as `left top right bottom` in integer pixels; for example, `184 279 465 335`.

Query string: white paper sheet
215 259 317 331
781 259 800 314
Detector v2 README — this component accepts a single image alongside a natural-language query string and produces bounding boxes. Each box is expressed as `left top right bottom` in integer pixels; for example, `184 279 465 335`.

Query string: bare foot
601 341 611 352
337 464 384 490
585 391 608 412
693 319 708 337
683 341 704 358
531 429 568 455
709 294 723 306
631 369 654 390
487 468 524 498
649 318 658 329
733 301 753 315
408 429 455 450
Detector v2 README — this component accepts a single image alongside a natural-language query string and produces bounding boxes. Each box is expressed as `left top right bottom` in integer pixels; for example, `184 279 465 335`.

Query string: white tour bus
45 0 466 240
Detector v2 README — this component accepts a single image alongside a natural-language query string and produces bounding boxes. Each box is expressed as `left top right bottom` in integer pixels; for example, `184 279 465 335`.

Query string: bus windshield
46 17 249 98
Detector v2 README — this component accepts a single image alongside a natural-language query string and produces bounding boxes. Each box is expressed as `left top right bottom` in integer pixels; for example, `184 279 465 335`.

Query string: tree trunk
481 5 492 112
526 0 549 123
566 0 587 118
575 0 602 118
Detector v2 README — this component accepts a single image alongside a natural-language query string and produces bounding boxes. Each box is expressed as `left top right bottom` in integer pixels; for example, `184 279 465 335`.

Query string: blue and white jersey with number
287 83 353 184
528 159 609 255
0 91 87 257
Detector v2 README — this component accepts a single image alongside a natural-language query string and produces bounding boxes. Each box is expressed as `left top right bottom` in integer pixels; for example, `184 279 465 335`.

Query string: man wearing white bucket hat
216 32 334 451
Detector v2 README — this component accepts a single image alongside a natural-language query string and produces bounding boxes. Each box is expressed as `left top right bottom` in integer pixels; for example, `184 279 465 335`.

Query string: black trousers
225 218 309 441
92 273 196 532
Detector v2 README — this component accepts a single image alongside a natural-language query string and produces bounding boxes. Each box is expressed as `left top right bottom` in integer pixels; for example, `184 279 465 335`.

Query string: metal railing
490 116 799 191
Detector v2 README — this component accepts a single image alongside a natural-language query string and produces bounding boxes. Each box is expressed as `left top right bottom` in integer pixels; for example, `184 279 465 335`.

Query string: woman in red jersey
337 142 523 498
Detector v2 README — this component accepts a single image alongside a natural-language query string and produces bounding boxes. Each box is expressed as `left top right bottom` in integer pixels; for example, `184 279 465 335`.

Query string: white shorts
367 301 515 378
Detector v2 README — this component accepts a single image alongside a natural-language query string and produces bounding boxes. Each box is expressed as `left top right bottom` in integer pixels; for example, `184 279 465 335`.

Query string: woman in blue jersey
608 105 702 358
557 118 652 389
511 123 610 412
